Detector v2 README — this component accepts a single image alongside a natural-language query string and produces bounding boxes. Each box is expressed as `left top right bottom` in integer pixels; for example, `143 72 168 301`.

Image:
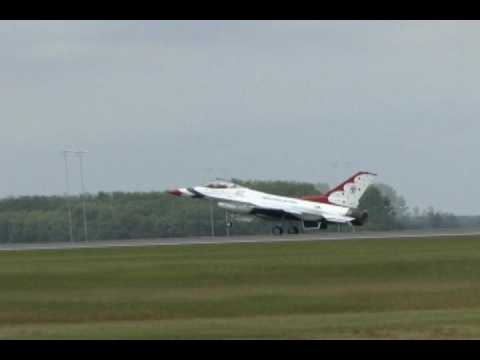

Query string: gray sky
1 20 479 214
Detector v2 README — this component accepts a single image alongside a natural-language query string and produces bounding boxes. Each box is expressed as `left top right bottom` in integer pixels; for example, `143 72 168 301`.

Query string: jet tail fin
325 171 377 208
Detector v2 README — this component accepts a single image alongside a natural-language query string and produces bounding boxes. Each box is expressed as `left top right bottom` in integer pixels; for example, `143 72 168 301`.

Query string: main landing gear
271 225 299 236
287 226 300 234
272 225 283 236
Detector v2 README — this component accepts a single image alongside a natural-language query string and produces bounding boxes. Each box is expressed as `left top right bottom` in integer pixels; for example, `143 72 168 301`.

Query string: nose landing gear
225 211 232 237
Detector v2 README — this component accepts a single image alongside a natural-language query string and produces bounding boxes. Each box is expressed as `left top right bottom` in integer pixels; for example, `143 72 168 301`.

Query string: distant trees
374 183 409 220
360 183 461 230
406 207 460 229
358 186 397 230
0 180 467 243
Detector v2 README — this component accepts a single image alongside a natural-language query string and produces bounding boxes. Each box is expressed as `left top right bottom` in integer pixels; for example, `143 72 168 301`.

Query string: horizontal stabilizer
323 214 355 223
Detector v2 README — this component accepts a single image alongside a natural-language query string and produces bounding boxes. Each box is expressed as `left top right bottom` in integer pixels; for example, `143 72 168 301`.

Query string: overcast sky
1 20 479 214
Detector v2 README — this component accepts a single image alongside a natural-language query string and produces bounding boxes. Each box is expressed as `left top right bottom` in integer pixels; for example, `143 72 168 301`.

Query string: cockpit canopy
204 179 239 189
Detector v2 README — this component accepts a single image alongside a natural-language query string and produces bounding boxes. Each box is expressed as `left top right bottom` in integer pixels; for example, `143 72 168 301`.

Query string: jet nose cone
167 189 183 196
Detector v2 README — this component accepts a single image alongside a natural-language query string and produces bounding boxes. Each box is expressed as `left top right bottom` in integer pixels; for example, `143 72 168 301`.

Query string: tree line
0 180 476 243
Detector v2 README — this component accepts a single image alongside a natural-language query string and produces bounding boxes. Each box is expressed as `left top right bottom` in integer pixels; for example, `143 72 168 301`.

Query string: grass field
2 235 480 339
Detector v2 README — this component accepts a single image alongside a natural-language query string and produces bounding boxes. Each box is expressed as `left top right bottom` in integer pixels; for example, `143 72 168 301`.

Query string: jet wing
250 207 305 220
217 200 306 220
214 188 357 224
248 203 328 222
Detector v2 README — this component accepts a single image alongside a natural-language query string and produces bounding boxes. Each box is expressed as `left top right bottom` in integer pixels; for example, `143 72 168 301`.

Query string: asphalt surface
1 228 480 252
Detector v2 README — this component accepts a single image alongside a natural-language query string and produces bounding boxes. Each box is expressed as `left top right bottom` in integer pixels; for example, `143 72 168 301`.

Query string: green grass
2 236 480 339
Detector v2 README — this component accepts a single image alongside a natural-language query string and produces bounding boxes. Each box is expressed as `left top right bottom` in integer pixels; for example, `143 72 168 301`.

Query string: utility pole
63 150 74 243
205 167 216 237
209 199 215 237
62 148 88 242
76 150 88 242
7 221 13 243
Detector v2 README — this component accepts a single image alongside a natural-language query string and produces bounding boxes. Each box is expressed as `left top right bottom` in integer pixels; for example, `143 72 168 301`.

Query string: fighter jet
168 171 377 235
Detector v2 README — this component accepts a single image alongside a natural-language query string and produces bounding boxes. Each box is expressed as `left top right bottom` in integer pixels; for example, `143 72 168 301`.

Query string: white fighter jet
168 171 377 235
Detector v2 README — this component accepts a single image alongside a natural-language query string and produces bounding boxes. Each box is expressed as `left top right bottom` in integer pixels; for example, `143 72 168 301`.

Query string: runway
1 227 480 252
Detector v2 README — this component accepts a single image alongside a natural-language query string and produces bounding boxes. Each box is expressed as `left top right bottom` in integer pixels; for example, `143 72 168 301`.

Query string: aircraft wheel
272 225 284 236
287 226 299 234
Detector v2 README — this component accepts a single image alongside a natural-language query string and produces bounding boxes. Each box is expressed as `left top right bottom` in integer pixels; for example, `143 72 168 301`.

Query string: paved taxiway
1 228 480 252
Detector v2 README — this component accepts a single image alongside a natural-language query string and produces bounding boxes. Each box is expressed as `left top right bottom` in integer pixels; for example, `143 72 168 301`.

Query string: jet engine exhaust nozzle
347 209 369 226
